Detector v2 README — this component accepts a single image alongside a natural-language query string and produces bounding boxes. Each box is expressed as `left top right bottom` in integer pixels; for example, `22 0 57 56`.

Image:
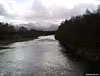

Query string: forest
55 7 100 62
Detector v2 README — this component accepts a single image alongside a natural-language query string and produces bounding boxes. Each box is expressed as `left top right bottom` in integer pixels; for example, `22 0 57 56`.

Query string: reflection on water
0 35 99 76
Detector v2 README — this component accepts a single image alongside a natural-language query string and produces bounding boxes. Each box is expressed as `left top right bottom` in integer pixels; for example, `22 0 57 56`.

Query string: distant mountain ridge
19 23 59 31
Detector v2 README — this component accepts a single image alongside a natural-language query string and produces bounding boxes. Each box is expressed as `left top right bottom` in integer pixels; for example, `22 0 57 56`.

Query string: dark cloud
0 3 8 16
68 3 98 16
49 3 98 19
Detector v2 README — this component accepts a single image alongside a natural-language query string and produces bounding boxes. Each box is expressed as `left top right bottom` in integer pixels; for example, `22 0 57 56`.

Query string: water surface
0 35 98 76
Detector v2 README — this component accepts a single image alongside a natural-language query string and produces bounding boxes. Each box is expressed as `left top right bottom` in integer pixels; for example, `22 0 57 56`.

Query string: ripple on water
0 35 97 76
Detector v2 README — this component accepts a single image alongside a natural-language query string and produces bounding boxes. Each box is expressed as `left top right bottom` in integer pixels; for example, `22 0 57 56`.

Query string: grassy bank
0 37 37 46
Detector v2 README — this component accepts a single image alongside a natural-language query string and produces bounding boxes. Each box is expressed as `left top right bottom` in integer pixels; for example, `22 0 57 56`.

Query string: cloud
25 0 50 20
0 0 100 25
24 0 100 23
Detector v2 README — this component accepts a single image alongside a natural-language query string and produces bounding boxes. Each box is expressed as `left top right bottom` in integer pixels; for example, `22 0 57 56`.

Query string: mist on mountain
19 22 59 31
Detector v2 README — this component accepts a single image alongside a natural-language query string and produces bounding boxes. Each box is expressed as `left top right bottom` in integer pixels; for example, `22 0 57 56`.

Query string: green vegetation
55 7 100 62
0 22 55 45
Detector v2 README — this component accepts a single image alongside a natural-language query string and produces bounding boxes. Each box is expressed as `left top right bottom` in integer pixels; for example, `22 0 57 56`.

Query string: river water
0 35 99 76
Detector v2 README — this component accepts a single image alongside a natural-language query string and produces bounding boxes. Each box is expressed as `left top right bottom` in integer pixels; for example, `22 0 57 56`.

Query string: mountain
19 23 59 31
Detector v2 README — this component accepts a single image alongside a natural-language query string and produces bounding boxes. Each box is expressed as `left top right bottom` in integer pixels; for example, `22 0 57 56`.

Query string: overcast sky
0 0 100 25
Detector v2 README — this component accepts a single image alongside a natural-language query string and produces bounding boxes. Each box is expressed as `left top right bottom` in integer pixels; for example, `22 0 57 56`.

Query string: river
0 35 99 76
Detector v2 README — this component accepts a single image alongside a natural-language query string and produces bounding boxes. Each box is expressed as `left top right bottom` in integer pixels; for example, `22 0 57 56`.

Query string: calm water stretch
0 35 99 76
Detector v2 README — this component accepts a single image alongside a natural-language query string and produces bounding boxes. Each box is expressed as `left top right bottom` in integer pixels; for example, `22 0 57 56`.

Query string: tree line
55 7 100 49
0 22 55 41
55 6 100 62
